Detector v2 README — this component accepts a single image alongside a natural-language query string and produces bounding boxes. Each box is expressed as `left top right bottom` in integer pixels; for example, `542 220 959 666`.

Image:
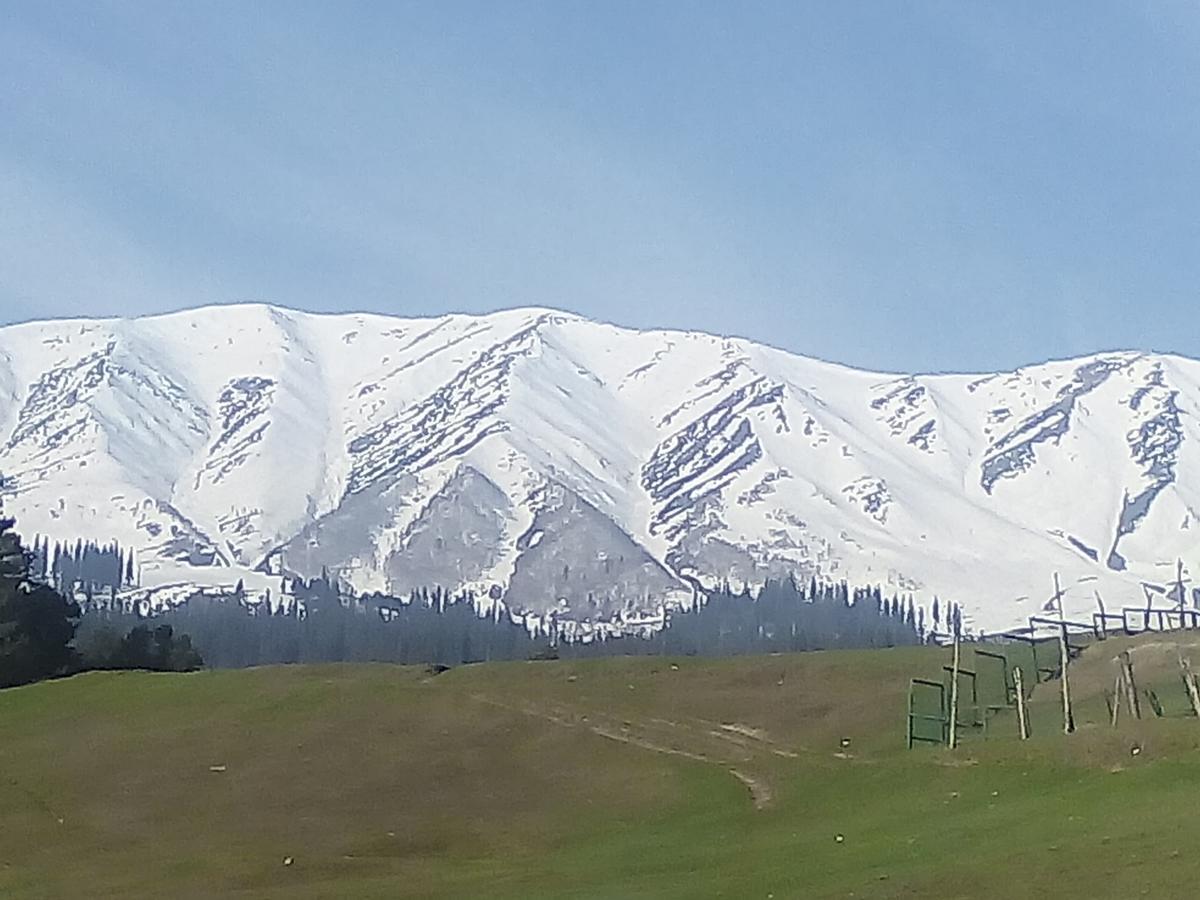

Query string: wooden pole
1177 559 1186 626
1095 591 1107 639
1054 574 1075 734
906 686 914 749
1120 649 1141 720
948 630 961 749
1013 665 1030 740
1179 650 1200 718
1110 668 1123 728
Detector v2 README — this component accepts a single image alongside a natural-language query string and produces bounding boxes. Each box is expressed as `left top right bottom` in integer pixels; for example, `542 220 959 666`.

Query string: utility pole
1054 574 1075 734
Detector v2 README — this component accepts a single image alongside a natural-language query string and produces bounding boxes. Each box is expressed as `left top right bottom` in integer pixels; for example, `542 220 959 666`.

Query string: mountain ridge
19 299 1180 377
1 302 1197 632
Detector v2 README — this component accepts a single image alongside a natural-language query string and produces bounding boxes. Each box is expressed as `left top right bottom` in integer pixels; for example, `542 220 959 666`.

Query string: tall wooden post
1175 560 1194 629
1054 574 1075 734
1013 665 1029 740
1175 559 1185 626
948 630 961 748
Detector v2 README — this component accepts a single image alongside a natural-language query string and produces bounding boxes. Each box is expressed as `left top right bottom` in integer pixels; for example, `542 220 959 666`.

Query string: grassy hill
3 636 1200 898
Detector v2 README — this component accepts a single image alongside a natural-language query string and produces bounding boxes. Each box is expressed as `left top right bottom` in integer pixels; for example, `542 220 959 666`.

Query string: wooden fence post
1120 650 1141 720
906 685 915 749
1013 665 1029 740
1179 651 1200 718
1110 668 1123 727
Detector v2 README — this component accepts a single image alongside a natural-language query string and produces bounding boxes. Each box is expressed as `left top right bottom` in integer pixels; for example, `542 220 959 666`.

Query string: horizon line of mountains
0 302 1196 633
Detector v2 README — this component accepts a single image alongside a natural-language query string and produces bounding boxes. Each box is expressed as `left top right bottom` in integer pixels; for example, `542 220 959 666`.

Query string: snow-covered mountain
1 303 1197 632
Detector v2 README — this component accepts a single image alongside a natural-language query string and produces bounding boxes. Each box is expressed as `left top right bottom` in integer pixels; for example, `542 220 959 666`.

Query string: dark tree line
0 510 199 689
564 577 929 659
78 571 931 669
75 623 203 672
930 596 965 637
77 575 548 669
0 517 82 688
27 535 136 600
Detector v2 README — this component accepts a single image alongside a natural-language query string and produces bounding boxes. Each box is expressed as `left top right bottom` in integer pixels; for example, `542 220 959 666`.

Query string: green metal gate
907 678 947 748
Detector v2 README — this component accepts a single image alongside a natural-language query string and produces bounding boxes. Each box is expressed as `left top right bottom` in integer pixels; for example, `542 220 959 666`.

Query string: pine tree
0 511 81 688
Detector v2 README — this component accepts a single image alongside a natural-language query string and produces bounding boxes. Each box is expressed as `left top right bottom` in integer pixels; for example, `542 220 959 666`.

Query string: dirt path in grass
727 768 773 810
470 693 778 810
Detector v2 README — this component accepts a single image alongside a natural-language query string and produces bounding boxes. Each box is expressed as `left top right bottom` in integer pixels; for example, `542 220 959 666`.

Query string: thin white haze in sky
2 1 1199 372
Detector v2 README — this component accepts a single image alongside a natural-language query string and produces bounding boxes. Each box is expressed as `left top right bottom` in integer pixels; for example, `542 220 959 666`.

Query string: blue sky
2 1 1198 372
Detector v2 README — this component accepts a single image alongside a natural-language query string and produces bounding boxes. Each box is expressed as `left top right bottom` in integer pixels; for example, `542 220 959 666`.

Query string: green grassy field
3 636 1200 898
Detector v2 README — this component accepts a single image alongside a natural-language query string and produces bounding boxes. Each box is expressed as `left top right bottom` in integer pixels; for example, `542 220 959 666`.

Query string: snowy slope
0 303 1197 632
